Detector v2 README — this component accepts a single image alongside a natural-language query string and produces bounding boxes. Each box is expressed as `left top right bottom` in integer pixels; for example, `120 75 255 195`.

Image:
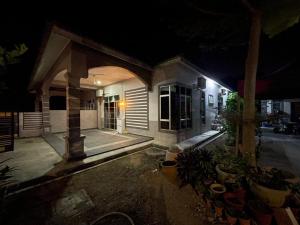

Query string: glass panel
186 88 191 96
180 87 186 95
171 85 180 130
114 95 120 101
160 86 169 95
186 96 191 119
180 95 186 119
161 96 169 119
161 121 169 130
181 120 186 129
187 119 192 128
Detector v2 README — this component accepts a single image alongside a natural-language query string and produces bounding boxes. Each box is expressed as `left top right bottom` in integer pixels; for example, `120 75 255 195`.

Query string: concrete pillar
41 88 51 135
35 93 41 112
64 43 87 160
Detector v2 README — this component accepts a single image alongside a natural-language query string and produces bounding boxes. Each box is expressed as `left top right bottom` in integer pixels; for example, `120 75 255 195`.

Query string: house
261 99 300 123
25 25 231 160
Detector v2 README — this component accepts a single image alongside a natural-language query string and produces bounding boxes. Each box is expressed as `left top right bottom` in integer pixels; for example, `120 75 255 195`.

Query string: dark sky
1 0 300 110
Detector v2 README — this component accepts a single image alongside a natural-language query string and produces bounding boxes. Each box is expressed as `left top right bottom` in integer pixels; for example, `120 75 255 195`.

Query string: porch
44 129 153 157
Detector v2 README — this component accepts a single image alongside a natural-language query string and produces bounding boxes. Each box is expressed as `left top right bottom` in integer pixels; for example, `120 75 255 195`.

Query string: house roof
28 24 153 91
157 56 232 91
29 24 235 92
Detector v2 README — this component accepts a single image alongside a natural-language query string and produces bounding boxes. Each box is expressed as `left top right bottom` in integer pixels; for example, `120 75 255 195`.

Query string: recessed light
96 80 101 85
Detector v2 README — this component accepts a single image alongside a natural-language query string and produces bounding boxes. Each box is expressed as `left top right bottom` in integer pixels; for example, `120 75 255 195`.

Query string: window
200 91 206 124
159 84 192 130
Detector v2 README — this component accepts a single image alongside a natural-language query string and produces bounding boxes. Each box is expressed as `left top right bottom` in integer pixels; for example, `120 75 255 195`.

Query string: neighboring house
26 25 231 160
261 99 300 123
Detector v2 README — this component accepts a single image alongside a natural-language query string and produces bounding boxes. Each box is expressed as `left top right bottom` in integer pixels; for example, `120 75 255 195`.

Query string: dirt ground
1 147 211 225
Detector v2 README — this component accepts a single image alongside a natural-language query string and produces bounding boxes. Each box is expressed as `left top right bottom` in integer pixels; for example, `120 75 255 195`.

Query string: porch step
176 130 222 151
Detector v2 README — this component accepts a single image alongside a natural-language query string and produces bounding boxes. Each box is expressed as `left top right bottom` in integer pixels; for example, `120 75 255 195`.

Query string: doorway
104 95 120 129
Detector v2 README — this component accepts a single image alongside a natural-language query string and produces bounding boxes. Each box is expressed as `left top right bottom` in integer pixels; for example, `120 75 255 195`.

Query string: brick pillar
41 89 51 135
64 72 86 160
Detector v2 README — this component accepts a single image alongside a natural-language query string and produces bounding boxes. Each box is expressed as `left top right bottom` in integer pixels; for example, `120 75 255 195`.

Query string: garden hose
90 211 135 225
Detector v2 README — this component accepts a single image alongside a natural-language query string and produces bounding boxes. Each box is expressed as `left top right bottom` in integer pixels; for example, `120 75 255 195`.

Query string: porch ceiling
52 66 136 89
29 24 153 92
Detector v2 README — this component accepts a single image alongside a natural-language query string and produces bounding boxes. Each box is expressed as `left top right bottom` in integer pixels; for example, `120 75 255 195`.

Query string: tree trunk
242 12 262 166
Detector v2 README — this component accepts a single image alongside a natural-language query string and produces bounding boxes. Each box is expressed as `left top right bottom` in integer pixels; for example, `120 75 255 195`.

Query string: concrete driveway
259 129 300 177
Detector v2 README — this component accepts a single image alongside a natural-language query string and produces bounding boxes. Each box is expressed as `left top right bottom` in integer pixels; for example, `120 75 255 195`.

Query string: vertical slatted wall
0 112 14 152
23 112 43 130
125 87 149 129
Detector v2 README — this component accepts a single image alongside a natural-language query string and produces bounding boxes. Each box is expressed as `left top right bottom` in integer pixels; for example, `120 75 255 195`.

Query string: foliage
176 147 216 188
0 44 28 67
290 183 300 194
162 0 300 50
260 0 300 38
222 92 242 144
249 167 290 190
214 146 247 175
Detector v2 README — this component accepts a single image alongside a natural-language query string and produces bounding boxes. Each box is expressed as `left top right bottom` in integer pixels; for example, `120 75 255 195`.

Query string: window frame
159 83 192 132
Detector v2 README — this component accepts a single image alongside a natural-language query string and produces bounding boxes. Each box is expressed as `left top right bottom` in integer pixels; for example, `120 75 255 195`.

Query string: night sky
1 0 300 110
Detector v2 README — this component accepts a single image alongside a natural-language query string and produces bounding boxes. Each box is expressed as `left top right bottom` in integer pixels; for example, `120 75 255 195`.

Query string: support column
64 73 86 160
64 43 87 160
41 88 51 135
35 93 41 112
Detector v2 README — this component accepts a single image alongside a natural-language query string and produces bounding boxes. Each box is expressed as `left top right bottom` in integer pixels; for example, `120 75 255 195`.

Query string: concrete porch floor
44 129 153 157
0 131 153 188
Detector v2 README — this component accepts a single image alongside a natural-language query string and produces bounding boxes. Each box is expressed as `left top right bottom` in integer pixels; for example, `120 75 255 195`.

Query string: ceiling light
96 80 101 85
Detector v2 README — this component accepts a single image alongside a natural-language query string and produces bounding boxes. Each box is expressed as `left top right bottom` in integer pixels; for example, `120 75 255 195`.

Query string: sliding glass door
104 95 119 130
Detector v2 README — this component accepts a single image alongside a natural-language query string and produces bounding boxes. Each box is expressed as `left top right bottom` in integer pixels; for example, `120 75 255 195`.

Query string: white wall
18 112 42 137
102 62 229 147
50 110 97 133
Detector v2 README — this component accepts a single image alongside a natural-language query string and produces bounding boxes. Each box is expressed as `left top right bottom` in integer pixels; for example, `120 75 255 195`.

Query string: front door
104 95 119 129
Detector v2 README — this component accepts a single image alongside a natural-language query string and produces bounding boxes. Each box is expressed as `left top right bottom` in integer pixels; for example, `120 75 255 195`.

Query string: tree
0 44 28 91
161 0 300 166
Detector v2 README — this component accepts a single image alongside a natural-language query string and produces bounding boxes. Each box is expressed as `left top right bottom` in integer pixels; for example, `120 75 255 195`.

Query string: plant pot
224 192 245 211
249 179 291 207
239 218 251 225
226 209 238 225
165 145 182 161
214 200 224 217
248 200 273 225
160 160 178 185
216 164 237 184
204 178 215 187
224 144 235 152
210 183 226 196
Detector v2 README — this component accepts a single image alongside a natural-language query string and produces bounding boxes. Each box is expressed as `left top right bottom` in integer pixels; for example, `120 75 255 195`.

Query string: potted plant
224 191 245 211
165 144 182 161
226 207 238 225
176 147 216 190
210 183 226 197
239 211 251 225
214 146 247 184
0 159 13 215
248 200 273 225
160 160 178 185
248 167 291 207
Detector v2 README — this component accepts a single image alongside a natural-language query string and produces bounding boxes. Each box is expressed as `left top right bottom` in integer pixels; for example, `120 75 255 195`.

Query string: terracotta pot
160 160 178 185
214 201 224 217
226 212 237 225
249 179 291 207
248 200 273 225
239 218 251 225
224 192 245 211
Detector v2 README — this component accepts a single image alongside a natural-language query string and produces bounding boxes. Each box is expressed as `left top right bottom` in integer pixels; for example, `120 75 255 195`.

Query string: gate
0 112 14 152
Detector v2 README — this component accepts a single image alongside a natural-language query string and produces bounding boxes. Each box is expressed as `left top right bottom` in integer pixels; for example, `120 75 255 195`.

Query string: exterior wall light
119 100 126 107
